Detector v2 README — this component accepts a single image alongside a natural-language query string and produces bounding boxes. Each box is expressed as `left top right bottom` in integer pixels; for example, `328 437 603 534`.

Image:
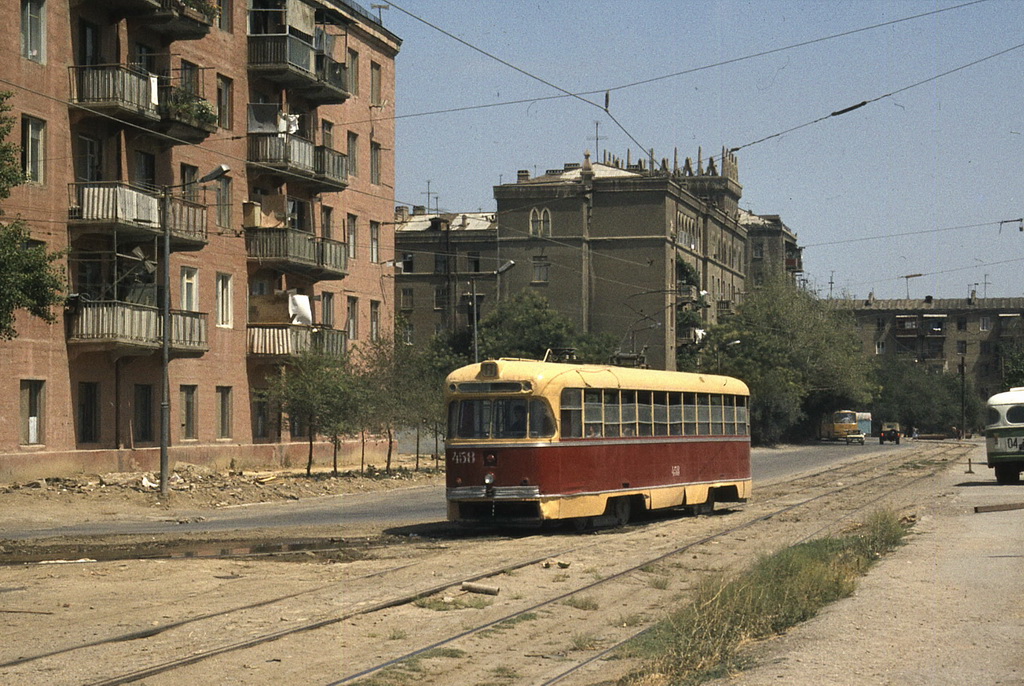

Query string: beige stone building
396 149 804 371
836 295 1024 401
2 0 400 481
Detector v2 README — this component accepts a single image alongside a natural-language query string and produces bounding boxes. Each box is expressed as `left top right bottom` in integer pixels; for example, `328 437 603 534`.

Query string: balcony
247 324 346 358
785 255 804 273
247 34 350 105
69 64 161 125
67 300 208 356
245 227 347 280
68 182 208 250
247 133 347 192
109 0 214 40
155 86 218 143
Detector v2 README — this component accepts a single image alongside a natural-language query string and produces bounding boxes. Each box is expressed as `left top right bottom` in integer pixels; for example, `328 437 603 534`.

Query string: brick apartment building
2 0 400 481
396 149 804 370
835 294 1024 402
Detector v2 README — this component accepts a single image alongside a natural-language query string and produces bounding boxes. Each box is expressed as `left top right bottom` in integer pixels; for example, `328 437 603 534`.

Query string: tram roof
987 387 1024 405
446 359 750 396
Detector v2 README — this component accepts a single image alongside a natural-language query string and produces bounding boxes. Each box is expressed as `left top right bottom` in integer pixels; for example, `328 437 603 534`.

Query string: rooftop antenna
592 121 607 159
370 4 389 23
982 273 991 298
422 180 437 214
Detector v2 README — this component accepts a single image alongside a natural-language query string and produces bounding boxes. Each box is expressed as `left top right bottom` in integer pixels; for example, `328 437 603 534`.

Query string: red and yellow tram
445 358 751 527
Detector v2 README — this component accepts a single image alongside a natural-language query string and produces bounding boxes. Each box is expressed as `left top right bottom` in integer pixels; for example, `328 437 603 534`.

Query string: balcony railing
247 324 346 357
248 132 315 174
247 33 349 104
68 300 208 354
68 182 207 248
245 227 347 279
69 64 161 124
314 146 349 190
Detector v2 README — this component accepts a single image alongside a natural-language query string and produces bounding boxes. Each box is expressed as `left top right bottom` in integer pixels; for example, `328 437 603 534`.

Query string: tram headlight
483 473 495 485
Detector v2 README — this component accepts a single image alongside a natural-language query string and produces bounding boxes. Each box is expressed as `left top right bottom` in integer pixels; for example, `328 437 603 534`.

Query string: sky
378 0 1024 301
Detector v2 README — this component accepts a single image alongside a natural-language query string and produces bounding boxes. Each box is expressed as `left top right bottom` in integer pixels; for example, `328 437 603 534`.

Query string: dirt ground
0 455 444 531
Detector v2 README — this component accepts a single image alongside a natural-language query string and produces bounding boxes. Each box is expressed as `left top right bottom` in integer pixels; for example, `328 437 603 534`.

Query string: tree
264 350 355 476
475 290 575 361
1002 343 1024 391
355 334 424 474
0 91 65 339
710 274 873 444
872 356 983 435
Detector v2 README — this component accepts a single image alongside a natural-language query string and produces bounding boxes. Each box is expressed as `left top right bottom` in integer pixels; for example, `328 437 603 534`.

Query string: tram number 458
450 451 476 464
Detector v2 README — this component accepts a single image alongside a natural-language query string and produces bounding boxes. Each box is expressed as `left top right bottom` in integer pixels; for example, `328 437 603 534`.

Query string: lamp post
471 260 515 363
159 164 230 497
717 339 741 373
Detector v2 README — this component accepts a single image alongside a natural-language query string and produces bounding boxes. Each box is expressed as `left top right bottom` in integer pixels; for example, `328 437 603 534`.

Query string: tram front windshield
448 397 556 439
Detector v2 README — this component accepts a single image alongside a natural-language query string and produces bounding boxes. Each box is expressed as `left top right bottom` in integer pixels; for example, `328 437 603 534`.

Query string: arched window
529 207 551 237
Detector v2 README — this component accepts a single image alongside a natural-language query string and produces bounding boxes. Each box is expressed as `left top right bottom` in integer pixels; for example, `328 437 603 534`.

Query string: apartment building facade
3 0 400 481
396 148 772 371
837 295 1024 401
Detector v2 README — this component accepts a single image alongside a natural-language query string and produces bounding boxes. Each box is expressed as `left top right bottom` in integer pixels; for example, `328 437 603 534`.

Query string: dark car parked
879 422 901 444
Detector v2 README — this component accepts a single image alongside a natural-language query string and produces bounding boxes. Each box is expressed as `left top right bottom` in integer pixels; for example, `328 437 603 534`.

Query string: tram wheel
571 517 593 532
689 492 715 516
994 466 1021 484
608 497 631 527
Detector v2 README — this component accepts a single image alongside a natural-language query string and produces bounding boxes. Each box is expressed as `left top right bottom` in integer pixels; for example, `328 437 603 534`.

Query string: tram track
0 443 972 685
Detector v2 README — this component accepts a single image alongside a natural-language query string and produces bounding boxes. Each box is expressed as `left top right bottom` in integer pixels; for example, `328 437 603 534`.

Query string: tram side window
637 390 654 436
697 394 712 434
584 389 603 437
1007 405 1024 424
710 394 724 435
722 395 737 434
621 390 637 436
737 396 748 435
560 389 583 438
653 391 669 435
529 399 556 438
604 389 621 437
683 392 697 435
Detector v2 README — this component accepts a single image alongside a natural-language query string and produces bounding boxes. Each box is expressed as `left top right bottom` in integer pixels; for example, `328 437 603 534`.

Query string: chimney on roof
517 169 530 183
412 205 427 216
925 295 933 304
394 205 409 223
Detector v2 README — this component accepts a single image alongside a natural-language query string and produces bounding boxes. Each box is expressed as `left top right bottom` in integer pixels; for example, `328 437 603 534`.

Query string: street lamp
717 339 741 373
471 260 515 363
159 164 230 497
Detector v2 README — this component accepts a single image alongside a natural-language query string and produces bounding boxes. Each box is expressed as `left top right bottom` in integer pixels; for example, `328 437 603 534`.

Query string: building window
434 286 447 311
322 120 333 148
529 207 551 237
402 320 414 345
252 395 269 439
875 341 886 355
181 267 198 311
322 291 334 327
216 0 231 31
400 287 414 310
287 196 310 231
181 163 199 202
370 221 380 262
21 0 45 63
370 141 381 185
76 134 102 182
370 61 382 105
78 382 100 443
752 242 764 259
216 175 232 228
215 273 232 327
434 252 448 274
134 384 154 442
180 59 200 95
321 205 333 240
347 48 359 95
346 296 359 341
347 131 358 177
876 317 885 331
957 316 967 332
216 74 232 129
532 256 550 283
980 316 991 332
346 213 357 259
957 340 967 355
180 385 198 440
21 116 45 183
20 379 45 444
467 252 481 272
134 150 156 190
216 386 232 439
370 300 381 341
401 252 414 273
